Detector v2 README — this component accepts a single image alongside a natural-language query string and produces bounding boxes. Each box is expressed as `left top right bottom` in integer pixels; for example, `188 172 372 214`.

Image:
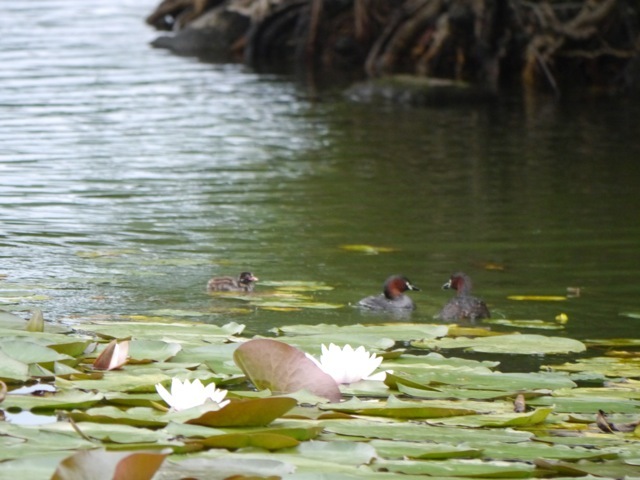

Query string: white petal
155 382 174 407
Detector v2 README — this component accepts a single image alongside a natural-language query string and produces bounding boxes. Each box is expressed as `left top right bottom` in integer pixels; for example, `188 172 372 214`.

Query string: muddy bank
147 0 640 97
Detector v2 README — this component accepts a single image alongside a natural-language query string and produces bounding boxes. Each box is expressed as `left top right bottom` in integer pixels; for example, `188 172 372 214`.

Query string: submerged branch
146 0 640 95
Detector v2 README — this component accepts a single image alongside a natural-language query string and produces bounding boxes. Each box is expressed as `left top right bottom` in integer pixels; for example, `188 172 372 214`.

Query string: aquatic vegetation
1 308 640 478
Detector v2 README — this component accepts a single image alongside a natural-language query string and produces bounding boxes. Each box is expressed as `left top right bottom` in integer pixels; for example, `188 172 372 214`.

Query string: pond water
2 0 639 346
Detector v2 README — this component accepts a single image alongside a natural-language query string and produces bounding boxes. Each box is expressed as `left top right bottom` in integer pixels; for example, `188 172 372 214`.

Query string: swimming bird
207 271 259 292
357 275 420 311
436 272 490 321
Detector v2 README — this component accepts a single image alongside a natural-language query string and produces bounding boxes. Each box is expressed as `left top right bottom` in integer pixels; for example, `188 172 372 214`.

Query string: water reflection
1 0 639 344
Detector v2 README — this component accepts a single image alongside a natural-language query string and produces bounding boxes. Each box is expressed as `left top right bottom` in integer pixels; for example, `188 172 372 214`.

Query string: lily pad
376 457 535 477
413 333 586 355
339 244 397 254
3 389 104 412
321 395 478 419
545 356 640 378
483 318 564 330
184 397 298 428
508 295 567 301
431 406 554 427
233 339 341 402
51 448 169 480
322 419 534 444
370 439 482 459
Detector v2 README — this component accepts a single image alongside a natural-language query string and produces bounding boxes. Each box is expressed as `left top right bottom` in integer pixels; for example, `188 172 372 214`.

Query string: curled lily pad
233 339 341 402
26 309 44 332
93 340 129 371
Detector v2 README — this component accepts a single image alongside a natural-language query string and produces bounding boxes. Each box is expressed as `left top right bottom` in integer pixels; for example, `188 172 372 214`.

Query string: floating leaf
322 419 534 444
189 425 323 451
25 309 44 332
508 295 567 301
377 457 536 477
483 318 564 330
233 339 341 402
51 448 169 480
321 395 478 419
339 244 397 254
182 397 297 428
371 439 482 460
2 389 104 412
414 333 586 355
545 356 640 379
0 348 29 382
432 407 554 427
93 340 129 371
67 406 168 428
196 432 300 450
128 340 181 362
0 339 73 364
0 309 27 329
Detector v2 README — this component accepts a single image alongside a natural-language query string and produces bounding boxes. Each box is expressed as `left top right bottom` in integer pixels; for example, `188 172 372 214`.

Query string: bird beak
441 280 452 290
409 283 420 291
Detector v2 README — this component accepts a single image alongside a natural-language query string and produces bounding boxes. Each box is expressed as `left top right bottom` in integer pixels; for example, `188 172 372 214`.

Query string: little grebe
357 275 420 311
207 271 259 293
436 272 490 321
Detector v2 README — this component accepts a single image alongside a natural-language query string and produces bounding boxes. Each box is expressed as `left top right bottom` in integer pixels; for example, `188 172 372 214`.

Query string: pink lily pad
234 339 341 402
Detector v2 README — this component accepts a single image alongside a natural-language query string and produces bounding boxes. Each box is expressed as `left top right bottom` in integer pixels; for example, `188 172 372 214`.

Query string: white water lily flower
155 378 230 411
308 343 385 384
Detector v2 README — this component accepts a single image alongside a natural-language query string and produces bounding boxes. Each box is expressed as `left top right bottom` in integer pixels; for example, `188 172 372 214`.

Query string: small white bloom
155 378 230 411
308 343 385 384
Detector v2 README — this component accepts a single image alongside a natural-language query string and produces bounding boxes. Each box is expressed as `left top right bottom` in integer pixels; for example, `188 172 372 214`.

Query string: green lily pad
483 318 564 330
72 321 245 346
2 389 104 412
386 369 575 392
535 458 640 478
129 340 181 362
0 422 96 460
413 333 586 355
370 439 482 459
0 348 29 382
432 407 554 427
321 395 478 419
67 406 168 428
190 425 322 451
59 367 185 393
377 457 536 477
322 419 534 444
545 356 640 378
0 339 73 364
339 244 397 254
